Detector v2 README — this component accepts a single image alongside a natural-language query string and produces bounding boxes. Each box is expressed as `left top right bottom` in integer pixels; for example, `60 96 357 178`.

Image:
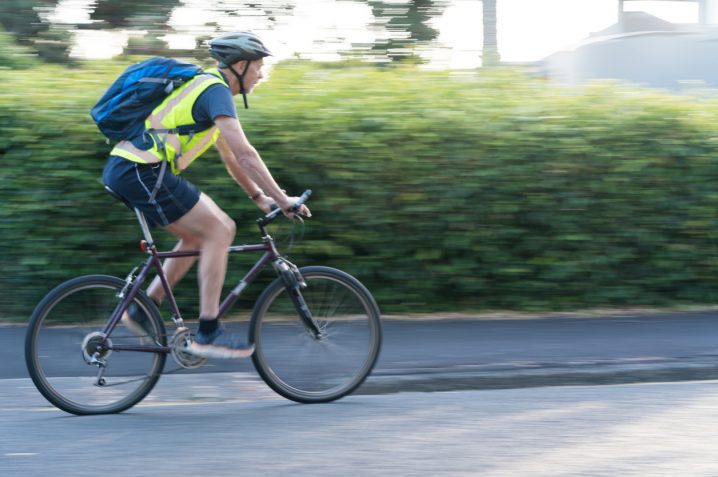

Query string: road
2 378 718 476
4 310 718 389
4 311 718 475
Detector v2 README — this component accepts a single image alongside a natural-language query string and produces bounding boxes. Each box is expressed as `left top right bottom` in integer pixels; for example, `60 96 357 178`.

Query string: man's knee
226 217 237 242
215 216 236 244
180 235 202 250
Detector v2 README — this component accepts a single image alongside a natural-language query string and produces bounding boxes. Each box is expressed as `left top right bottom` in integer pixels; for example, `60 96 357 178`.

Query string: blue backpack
91 57 205 142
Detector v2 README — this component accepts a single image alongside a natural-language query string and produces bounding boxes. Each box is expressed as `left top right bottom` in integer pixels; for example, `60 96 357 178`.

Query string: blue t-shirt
192 81 237 124
129 74 236 150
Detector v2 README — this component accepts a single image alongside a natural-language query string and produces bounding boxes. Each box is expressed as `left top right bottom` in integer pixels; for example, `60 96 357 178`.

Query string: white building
541 0 718 90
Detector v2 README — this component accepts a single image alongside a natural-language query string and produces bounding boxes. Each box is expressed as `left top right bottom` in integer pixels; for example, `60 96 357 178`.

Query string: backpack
90 57 205 142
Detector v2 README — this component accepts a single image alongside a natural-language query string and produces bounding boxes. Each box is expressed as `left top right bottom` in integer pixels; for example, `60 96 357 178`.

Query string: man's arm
215 132 262 197
214 115 294 210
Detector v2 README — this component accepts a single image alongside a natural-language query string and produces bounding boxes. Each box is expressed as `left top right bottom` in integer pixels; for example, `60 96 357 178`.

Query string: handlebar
257 189 312 226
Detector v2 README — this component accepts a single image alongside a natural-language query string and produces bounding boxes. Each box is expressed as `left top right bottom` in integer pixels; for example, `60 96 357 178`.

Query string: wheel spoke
251 267 381 403
25 276 166 415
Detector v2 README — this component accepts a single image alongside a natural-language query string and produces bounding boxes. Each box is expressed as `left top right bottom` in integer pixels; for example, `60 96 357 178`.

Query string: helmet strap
228 61 252 109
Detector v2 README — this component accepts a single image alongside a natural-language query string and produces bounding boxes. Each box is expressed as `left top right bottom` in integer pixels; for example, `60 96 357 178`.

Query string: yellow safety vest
111 68 229 174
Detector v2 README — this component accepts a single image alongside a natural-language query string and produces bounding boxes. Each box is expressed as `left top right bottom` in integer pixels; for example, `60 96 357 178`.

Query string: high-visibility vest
110 68 229 174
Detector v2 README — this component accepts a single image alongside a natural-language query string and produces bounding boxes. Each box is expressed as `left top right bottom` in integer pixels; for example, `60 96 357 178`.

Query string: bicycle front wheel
249 266 382 403
25 275 166 415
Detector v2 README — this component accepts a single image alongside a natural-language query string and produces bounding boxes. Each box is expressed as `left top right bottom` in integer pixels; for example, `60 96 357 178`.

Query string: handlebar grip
258 189 312 225
289 189 312 213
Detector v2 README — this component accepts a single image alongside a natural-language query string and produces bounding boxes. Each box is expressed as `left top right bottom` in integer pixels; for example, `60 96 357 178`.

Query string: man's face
242 59 265 93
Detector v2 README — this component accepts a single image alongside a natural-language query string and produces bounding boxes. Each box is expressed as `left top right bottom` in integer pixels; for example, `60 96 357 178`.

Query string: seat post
134 208 155 245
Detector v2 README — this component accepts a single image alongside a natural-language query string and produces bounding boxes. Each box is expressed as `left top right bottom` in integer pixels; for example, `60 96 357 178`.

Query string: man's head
208 32 272 108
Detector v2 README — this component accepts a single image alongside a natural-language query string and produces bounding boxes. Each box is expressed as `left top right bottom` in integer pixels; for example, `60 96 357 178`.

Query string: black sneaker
121 302 158 343
187 325 255 359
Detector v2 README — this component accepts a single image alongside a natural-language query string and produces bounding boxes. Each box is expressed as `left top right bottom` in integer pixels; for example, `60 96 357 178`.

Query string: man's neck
217 67 240 95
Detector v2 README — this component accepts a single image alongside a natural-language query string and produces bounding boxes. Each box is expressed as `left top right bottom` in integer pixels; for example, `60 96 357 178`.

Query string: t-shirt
192 82 237 124
128 74 236 150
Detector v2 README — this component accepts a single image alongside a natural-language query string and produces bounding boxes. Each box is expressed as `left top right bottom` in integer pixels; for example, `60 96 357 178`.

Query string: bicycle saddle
104 184 133 209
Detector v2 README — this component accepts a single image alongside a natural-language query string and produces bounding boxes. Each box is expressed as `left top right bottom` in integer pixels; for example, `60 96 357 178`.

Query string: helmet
208 31 272 68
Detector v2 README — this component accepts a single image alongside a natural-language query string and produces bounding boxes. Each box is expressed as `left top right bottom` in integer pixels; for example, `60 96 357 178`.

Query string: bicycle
24 188 382 415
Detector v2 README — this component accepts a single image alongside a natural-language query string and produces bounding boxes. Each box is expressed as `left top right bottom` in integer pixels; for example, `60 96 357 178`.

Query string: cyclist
102 31 310 359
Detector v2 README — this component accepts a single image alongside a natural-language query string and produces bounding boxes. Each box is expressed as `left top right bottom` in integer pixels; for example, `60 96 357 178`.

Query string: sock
198 317 219 334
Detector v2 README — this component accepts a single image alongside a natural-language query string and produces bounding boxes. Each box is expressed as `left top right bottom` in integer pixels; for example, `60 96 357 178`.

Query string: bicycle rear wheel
25 275 166 415
249 266 381 403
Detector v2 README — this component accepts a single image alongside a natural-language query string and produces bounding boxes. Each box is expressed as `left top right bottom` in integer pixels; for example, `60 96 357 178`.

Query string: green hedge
3 60 718 321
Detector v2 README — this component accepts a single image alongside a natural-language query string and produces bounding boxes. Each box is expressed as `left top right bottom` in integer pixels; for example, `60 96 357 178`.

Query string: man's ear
231 60 248 71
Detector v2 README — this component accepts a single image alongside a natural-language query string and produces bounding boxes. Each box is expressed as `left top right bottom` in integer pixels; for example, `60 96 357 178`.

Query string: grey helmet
208 31 272 68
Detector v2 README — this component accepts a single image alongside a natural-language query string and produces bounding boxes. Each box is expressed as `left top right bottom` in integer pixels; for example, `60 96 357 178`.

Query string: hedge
2 59 718 321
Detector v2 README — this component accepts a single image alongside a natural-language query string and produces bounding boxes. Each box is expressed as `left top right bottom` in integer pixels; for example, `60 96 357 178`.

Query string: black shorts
102 156 201 227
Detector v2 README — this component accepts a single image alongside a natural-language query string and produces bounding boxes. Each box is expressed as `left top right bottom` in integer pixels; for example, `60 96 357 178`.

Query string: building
541 0 718 90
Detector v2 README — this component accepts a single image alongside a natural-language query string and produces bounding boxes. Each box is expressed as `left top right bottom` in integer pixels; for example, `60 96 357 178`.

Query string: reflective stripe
111 134 181 164
110 70 228 170
146 75 219 172
112 140 162 163
177 126 219 171
147 75 218 130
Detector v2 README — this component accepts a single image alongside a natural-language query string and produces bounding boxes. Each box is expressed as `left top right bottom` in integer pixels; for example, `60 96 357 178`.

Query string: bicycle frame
99 218 284 355
26 188 381 412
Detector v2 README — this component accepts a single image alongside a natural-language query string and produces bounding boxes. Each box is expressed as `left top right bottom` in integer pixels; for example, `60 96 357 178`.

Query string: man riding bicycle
102 31 310 359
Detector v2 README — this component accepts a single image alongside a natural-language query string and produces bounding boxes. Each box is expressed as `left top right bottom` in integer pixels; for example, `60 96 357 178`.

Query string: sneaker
121 302 158 343
187 325 255 359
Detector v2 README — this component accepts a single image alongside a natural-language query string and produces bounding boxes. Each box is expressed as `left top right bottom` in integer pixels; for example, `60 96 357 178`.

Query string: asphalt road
2 378 718 476
4 310 718 391
4 311 718 476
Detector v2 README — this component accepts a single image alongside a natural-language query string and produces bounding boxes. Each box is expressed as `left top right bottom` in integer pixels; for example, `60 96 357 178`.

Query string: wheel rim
28 280 164 413
253 272 380 400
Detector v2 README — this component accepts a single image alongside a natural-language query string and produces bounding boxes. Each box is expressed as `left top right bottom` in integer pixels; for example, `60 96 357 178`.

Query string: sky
53 0 709 68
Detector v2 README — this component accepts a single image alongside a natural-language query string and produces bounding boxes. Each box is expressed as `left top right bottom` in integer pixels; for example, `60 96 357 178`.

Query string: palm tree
482 0 499 66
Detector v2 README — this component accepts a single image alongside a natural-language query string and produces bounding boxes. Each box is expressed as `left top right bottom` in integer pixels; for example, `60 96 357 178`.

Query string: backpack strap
142 122 209 200
146 122 214 138
143 117 212 145
147 159 167 205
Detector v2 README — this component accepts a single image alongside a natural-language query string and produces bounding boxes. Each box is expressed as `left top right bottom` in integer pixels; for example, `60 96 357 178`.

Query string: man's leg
160 192 236 319
121 193 235 343
129 192 251 358
146 237 201 306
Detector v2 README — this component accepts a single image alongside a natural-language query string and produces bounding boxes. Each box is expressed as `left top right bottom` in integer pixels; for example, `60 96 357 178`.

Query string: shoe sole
186 343 255 359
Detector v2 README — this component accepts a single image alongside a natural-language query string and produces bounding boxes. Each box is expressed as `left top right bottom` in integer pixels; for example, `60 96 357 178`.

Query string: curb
358 357 718 394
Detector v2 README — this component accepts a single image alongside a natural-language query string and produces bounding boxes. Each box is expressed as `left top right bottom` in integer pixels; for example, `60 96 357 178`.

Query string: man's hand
278 196 312 218
254 194 311 218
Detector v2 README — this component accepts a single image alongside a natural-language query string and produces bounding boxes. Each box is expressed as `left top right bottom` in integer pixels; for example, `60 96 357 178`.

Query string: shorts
102 155 201 227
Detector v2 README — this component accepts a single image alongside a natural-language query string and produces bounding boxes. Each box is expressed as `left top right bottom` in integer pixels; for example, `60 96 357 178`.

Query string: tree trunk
482 0 499 66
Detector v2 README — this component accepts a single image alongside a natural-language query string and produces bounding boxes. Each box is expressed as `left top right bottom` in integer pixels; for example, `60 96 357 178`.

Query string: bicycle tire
249 266 382 403
25 275 167 415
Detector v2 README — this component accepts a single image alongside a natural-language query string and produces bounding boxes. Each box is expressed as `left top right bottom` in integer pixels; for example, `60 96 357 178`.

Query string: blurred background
4 0 718 320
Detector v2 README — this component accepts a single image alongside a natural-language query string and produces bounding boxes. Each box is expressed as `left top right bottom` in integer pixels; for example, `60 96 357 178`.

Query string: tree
368 0 445 62
83 0 180 57
88 0 180 29
0 0 72 63
482 0 499 66
0 27 37 68
0 0 57 40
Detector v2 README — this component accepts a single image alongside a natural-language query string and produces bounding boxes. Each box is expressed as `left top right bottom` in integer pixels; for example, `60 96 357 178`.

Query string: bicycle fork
273 259 322 339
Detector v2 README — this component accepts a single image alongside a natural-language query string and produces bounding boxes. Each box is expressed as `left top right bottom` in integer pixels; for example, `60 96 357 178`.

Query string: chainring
170 327 207 369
